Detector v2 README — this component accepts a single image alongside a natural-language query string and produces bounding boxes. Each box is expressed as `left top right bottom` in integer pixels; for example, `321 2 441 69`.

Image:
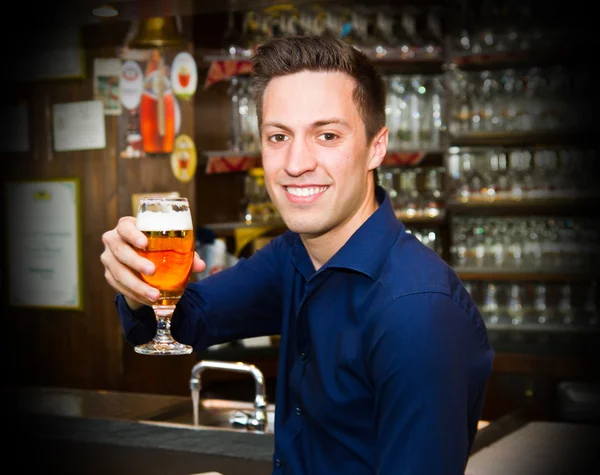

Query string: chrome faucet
189 360 268 432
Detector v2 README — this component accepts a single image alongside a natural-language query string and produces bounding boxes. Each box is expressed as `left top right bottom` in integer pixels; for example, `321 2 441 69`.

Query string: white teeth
286 186 328 197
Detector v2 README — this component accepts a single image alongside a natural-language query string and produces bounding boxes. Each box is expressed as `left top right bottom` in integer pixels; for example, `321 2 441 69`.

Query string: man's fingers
105 269 158 307
103 227 155 276
102 250 159 305
116 216 147 249
193 252 206 274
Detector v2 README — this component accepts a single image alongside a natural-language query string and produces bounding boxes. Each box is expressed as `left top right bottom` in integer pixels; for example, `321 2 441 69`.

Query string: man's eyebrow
260 118 351 131
311 118 351 129
260 122 292 132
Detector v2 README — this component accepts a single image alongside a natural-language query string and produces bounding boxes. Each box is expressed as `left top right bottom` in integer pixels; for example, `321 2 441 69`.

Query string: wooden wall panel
3 63 125 391
3 25 196 394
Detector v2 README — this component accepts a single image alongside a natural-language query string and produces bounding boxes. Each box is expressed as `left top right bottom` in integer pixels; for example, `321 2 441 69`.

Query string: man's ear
368 126 388 171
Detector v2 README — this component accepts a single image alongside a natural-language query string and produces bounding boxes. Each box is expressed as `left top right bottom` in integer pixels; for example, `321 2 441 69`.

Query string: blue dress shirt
116 186 494 474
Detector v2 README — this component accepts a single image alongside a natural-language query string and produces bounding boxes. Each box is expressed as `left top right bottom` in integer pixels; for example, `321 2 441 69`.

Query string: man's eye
269 134 288 142
318 133 338 141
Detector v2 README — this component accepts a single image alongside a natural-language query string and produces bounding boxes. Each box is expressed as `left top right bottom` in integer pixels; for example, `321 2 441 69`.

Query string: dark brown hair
250 35 387 147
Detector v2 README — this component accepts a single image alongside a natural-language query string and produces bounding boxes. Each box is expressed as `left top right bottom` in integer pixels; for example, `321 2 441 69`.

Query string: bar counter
9 385 598 474
11 412 274 475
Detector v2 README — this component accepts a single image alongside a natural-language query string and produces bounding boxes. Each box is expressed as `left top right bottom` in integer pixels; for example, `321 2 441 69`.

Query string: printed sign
119 60 143 111
171 52 198 100
170 134 197 183
94 58 122 115
6 179 83 309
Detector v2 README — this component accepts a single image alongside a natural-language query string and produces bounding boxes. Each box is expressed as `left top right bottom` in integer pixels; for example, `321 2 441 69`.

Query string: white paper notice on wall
52 100 106 152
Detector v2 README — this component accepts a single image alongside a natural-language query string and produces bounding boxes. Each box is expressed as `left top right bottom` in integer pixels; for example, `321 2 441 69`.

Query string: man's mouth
284 186 329 197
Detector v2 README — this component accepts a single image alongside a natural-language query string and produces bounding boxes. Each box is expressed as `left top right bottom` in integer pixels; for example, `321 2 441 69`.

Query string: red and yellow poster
170 134 197 183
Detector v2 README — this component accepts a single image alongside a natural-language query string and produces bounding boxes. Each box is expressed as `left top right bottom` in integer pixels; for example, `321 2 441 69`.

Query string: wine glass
135 197 195 355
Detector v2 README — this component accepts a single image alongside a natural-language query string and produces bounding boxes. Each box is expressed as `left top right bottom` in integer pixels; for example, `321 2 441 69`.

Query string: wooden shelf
485 323 600 334
450 129 593 147
380 149 445 168
448 47 570 71
201 151 261 174
371 57 446 75
457 269 598 282
396 210 447 227
447 197 600 216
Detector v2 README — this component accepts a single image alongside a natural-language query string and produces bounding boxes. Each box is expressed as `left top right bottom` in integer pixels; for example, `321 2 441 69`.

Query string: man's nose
284 138 317 177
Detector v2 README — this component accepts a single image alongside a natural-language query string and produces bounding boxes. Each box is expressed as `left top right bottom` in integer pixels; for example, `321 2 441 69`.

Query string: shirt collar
290 186 404 281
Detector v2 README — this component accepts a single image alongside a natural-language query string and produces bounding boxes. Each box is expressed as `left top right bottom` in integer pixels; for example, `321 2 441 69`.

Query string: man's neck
301 193 379 272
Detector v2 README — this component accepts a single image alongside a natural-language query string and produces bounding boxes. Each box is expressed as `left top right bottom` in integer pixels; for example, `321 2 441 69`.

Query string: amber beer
136 200 194 307
137 230 194 305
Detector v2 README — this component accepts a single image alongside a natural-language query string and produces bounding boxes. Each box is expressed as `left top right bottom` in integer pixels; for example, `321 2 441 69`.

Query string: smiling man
258 69 385 269
101 36 494 475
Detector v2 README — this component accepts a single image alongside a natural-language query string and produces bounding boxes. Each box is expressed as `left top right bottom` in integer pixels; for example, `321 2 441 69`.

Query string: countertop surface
12 412 275 461
465 421 600 475
7 385 275 459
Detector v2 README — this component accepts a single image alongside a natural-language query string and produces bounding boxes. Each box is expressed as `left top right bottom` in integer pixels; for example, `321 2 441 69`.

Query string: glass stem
152 304 176 344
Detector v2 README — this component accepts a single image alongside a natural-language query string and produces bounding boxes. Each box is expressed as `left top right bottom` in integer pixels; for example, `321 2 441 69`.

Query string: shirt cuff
114 294 156 343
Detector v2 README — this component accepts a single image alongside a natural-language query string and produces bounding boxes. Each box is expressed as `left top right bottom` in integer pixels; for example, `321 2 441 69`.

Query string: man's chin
281 216 327 237
281 213 318 234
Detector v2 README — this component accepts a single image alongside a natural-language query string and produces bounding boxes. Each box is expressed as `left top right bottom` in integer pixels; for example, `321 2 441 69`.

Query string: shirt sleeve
114 234 287 352
114 293 157 346
367 292 494 475
168 233 287 351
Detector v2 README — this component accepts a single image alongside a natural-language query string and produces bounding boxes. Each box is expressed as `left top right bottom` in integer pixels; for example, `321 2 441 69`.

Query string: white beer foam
137 208 193 231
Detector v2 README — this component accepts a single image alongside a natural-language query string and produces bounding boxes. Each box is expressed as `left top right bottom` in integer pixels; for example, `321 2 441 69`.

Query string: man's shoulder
379 232 461 301
375 233 490 350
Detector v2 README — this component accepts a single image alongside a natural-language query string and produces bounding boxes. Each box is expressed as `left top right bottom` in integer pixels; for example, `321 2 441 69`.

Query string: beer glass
135 197 195 355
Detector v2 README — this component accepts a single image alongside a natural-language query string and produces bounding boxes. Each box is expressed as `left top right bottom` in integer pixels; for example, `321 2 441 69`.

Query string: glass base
134 303 193 355
134 340 193 355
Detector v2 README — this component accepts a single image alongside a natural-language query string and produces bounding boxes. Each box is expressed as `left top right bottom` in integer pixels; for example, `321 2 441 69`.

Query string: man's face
260 70 386 239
